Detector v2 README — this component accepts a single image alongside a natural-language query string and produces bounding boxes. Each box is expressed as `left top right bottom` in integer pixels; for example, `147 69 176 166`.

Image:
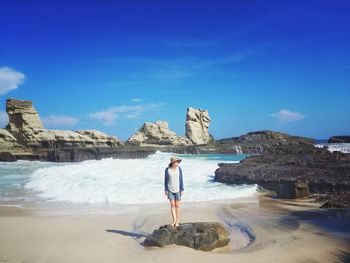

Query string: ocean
0 151 257 207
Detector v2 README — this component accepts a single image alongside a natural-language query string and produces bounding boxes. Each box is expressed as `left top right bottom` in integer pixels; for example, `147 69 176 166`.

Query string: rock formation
143 222 230 251
3 98 124 148
0 128 17 143
185 107 212 145
127 120 192 146
5 98 43 145
76 130 122 147
127 107 214 146
216 130 314 154
214 146 350 200
328 136 350 143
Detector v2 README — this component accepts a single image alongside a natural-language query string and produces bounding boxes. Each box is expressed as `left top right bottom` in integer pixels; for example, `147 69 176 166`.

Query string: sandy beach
1 196 349 263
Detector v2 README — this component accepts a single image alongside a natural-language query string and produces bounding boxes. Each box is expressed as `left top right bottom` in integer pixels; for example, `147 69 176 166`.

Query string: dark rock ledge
214 146 350 208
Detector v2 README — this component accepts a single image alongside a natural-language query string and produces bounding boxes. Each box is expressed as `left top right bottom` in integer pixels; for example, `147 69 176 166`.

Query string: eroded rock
127 120 192 146
185 107 212 145
143 222 230 251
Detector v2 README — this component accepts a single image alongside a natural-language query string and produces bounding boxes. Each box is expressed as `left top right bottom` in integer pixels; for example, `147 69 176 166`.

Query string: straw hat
169 156 182 166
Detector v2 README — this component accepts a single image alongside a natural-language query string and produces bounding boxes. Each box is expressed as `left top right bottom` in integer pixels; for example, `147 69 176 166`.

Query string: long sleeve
179 167 184 191
164 168 169 192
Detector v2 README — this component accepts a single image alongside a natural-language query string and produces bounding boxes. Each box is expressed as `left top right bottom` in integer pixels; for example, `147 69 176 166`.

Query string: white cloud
270 109 305 122
0 111 8 127
89 110 117 125
89 102 166 125
42 115 79 127
131 98 143 102
0 67 25 95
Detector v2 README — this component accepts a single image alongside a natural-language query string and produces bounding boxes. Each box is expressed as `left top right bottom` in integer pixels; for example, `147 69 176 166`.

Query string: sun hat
169 156 182 166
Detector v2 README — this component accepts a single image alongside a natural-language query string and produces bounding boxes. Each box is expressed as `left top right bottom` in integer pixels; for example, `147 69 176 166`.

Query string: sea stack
185 107 212 145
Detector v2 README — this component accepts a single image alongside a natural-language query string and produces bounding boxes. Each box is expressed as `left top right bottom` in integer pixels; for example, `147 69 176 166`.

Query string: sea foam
315 143 350 153
24 151 257 204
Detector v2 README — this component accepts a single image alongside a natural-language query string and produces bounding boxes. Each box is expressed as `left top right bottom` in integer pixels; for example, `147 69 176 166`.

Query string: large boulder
143 222 230 251
127 120 192 146
185 107 212 145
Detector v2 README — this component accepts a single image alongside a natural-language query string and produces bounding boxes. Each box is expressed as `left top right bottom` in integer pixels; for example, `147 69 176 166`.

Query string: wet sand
0 196 349 263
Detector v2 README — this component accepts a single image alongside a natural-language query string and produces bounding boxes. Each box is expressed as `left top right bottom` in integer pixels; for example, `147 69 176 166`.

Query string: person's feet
174 222 180 228
170 221 176 227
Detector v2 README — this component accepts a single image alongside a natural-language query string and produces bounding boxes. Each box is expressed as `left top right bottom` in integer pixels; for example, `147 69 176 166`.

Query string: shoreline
1 196 349 263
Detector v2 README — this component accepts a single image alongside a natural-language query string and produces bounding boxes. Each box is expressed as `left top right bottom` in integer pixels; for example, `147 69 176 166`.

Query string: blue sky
0 0 349 140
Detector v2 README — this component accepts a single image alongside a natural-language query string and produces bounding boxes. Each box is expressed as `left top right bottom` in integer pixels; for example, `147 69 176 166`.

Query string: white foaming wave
24 151 255 204
315 143 350 153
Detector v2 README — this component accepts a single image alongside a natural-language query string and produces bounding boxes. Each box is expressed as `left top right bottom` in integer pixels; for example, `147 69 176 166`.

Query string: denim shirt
164 166 184 193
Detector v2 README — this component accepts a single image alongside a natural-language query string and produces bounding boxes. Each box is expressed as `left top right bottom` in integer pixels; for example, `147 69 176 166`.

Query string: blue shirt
164 166 184 193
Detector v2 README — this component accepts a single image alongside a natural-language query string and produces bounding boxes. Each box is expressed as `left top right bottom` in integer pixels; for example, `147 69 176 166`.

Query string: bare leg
169 199 176 226
175 199 180 227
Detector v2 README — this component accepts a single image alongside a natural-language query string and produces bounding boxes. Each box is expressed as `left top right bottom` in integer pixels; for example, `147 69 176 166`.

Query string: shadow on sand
105 229 148 239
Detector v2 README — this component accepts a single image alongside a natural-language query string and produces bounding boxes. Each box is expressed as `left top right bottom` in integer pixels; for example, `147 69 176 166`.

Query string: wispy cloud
89 102 166 125
95 45 265 82
0 67 25 95
42 115 79 127
270 109 305 122
0 111 8 127
131 98 143 102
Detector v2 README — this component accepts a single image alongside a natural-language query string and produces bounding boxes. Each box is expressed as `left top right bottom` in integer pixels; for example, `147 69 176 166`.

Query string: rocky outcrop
127 120 192 146
76 130 123 147
143 222 230 251
185 107 212 145
127 107 214 146
2 98 123 149
0 128 17 143
214 147 350 199
216 130 314 154
5 98 43 144
328 136 350 143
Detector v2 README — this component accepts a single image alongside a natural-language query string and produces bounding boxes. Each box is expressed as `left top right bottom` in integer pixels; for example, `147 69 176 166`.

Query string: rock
214 148 350 199
2 98 124 149
27 129 95 148
76 130 124 146
143 222 230 251
316 193 350 208
5 98 43 144
0 128 17 143
127 120 192 146
216 130 314 154
27 129 123 148
185 107 212 145
328 136 350 143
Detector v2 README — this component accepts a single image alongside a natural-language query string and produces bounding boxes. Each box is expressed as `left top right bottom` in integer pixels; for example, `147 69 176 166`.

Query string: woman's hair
168 162 178 168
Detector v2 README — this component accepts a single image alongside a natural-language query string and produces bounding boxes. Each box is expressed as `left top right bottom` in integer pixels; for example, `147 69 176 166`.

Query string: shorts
167 191 181 201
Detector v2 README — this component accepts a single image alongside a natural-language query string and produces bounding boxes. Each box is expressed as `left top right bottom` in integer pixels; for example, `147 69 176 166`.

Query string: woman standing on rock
164 156 184 228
